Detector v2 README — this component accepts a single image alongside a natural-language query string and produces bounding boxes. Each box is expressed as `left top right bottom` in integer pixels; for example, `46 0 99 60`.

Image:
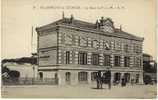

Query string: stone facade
36 15 144 85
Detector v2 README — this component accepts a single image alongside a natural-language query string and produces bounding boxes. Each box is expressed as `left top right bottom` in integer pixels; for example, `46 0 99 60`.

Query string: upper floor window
114 42 122 51
79 37 88 47
133 44 142 54
114 56 121 66
124 56 130 67
124 44 130 53
78 52 87 65
92 40 99 49
134 57 141 67
92 54 99 65
66 51 70 64
103 54 110 66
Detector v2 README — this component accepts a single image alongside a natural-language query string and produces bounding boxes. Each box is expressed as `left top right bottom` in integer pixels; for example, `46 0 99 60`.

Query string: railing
2 77 58 85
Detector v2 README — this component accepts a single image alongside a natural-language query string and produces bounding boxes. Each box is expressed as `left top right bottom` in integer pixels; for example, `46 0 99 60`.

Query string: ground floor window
113 73 121 83
124 73 130 83
78 72 88 82
136 74 139 83
91 72 97 81
65 72 71 82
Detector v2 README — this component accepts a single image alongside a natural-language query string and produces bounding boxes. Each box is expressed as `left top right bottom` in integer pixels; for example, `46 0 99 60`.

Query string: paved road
1 84 157 98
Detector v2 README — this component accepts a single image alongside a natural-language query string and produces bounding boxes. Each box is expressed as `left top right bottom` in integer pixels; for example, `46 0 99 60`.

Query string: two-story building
36 15 144 85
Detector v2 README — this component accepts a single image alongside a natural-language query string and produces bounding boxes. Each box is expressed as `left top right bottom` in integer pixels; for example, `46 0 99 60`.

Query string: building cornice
36 23 144 42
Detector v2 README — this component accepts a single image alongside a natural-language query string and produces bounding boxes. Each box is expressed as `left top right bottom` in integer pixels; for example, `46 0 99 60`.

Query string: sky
2 0 156 60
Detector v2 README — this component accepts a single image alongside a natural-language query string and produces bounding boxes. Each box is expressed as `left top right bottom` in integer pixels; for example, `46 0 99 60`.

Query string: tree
2 66 10 74
8 70 20 79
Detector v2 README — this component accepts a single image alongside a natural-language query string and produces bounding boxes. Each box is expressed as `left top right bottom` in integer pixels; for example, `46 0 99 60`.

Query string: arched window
78 72 88 82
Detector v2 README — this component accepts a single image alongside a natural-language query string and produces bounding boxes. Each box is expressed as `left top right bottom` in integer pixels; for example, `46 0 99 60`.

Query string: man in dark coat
96 71 102 89
106 69 111 89
121 76 126 87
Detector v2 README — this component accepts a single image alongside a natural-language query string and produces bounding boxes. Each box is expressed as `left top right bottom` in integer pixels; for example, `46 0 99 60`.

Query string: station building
36 15 144 85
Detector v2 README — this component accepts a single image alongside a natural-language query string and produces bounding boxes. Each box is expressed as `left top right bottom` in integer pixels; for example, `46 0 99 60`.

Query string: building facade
36 15 144 85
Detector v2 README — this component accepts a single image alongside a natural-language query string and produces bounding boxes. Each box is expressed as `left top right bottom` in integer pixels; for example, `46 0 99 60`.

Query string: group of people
96 70 111 89
95 69 129 89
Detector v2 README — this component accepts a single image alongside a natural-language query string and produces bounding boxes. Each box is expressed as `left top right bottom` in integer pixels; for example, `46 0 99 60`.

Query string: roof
36 17 144 41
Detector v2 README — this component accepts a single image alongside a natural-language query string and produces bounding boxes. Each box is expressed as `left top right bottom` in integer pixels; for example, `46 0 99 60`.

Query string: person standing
121 76 126 87
96 71 102 89
106 69 111 89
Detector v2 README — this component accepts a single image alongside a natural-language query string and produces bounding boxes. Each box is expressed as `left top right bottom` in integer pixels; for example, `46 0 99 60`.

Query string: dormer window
99 17 115 33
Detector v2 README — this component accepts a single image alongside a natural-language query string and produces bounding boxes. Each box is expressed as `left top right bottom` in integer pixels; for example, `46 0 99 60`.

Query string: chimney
120 25 122 31
62 11 65 19
96 20 100 29
70 14 74 23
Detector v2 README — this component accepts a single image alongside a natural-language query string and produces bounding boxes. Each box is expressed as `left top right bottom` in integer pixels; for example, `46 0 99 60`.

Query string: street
1 84 157 98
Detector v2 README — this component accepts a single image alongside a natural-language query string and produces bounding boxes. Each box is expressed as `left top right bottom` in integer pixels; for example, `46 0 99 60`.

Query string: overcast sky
2 0 156 60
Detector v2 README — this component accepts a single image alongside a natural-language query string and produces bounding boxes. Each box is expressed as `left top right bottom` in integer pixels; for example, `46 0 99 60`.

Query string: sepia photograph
1 0 157 98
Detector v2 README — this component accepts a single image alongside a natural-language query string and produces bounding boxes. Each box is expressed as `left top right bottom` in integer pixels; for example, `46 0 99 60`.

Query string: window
78 52 87 65
78 72 88 82
124 44 130 53
114 73 121 83
114 56 121 66
65 72 71 82
133 44 142 54
39 72 43 79
92 54 99 65
66 51 70 64
114 42 121 51
91 72 97 81
134 57 141 67
124 56 130 67
104 54 110 66
124 73 130 83
136 74 139 83
92 40 99 49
